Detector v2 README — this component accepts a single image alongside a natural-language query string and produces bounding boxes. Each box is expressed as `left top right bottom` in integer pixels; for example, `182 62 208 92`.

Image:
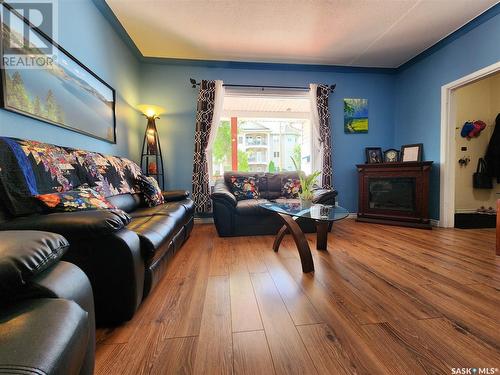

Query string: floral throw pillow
230 175 260 201
136 175 165 207
36 184 116 212
281 178 301 198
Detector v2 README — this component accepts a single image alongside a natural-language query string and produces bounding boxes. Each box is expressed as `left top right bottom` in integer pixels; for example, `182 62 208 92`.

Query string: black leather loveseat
211 172 337 236
0 137 194 324
0 230 95 375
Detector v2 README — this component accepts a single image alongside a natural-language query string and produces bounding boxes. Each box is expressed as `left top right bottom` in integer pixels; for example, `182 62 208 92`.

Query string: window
210 90 312 181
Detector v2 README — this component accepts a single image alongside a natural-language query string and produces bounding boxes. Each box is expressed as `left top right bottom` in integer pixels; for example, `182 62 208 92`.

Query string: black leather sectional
211 172 337 236
0 191 193 325
0 231 95 375
0 137 194 324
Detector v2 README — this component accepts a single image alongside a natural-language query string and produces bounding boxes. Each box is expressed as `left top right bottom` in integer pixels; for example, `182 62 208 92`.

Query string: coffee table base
273 213 331 273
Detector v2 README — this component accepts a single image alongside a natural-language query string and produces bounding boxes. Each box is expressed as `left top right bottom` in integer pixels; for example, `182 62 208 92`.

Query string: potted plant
291 158 321 208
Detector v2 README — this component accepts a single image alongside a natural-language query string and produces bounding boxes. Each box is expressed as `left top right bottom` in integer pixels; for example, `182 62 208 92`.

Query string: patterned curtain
192 80 216 213
316 85 333 189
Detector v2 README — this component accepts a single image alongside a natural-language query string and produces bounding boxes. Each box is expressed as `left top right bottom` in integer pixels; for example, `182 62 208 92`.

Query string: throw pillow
230 175 260 201
281 178 301 199
136 174 165 207
35 184 116 212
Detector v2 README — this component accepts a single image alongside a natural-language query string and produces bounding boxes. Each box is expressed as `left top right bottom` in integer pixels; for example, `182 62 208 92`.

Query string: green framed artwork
344 98 368 134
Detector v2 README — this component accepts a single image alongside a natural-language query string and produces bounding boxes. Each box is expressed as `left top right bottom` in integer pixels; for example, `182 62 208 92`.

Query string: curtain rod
189 78 336 93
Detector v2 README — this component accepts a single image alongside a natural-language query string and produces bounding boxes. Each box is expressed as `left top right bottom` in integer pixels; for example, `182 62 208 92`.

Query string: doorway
440 62 500 228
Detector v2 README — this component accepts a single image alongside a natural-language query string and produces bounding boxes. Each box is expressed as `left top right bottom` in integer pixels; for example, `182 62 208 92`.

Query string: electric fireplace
356 162 432 229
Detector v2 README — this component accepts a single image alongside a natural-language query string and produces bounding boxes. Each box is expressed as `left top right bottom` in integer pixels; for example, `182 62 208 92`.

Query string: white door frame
439 61 500 228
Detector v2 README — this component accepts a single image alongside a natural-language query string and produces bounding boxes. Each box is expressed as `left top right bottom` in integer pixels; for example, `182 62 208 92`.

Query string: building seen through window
210 91 312 181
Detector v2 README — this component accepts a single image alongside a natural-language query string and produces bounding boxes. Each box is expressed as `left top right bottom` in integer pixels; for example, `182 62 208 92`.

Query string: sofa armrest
211 179 237 207
0 209 131 239
162 190 190 202
27 261 96 375
312 188 338 204
0 231 69 300
0 299 89 375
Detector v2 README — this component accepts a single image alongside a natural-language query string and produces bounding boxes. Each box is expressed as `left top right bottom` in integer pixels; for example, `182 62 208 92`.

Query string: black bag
473 158 493 189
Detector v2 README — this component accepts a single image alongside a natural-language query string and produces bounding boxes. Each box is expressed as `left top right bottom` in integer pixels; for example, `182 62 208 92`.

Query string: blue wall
139 63 396 213
395 10 500 219
1 1 498 217
0 0 142 159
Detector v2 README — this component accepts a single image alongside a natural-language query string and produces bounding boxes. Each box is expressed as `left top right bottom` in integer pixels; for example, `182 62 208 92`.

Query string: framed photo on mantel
365 147 383 164
383 149 400 163
400 144 423 162
0 2 116 143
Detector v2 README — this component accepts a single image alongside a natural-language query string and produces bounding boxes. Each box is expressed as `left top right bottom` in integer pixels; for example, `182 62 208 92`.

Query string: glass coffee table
260 201 349 273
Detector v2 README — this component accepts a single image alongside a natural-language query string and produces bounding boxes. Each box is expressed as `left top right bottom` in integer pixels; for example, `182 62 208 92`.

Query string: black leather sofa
0 137 194 324
0 231 95 375
0 190 193 325
211 172 337 236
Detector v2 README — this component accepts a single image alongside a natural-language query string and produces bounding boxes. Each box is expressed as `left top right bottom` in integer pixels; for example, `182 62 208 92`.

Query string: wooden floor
95 219 500 375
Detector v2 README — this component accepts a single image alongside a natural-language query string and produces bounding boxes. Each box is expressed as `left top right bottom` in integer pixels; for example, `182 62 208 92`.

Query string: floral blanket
0 137 142 216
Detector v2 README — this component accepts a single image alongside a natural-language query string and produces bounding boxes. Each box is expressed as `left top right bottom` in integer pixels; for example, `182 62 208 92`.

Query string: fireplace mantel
356 161 433 171
356 161 433 229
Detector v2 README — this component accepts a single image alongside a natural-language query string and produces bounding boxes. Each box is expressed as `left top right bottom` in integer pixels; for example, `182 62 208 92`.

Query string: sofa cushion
281 178 301 198
0 298 88 375
133 198 193 217
229 175 260 201
127 214 181 255
0 231 69 299
35 184 116 212
235 199 271 216
130 201 188 222
135 175 164 207
107 193 142 213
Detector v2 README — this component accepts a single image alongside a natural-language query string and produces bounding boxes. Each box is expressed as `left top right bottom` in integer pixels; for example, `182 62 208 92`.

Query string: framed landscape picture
0 3 116 143
344 98 368 133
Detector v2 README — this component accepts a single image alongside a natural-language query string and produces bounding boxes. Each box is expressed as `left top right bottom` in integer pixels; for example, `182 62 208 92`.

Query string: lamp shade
137 104 166 118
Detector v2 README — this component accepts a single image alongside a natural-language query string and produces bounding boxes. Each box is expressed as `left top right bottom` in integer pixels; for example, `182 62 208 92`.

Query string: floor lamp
139 106 165 190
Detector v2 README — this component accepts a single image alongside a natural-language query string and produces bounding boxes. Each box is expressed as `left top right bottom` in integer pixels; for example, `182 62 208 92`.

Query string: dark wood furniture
272 214 315 273
356 161 433 229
